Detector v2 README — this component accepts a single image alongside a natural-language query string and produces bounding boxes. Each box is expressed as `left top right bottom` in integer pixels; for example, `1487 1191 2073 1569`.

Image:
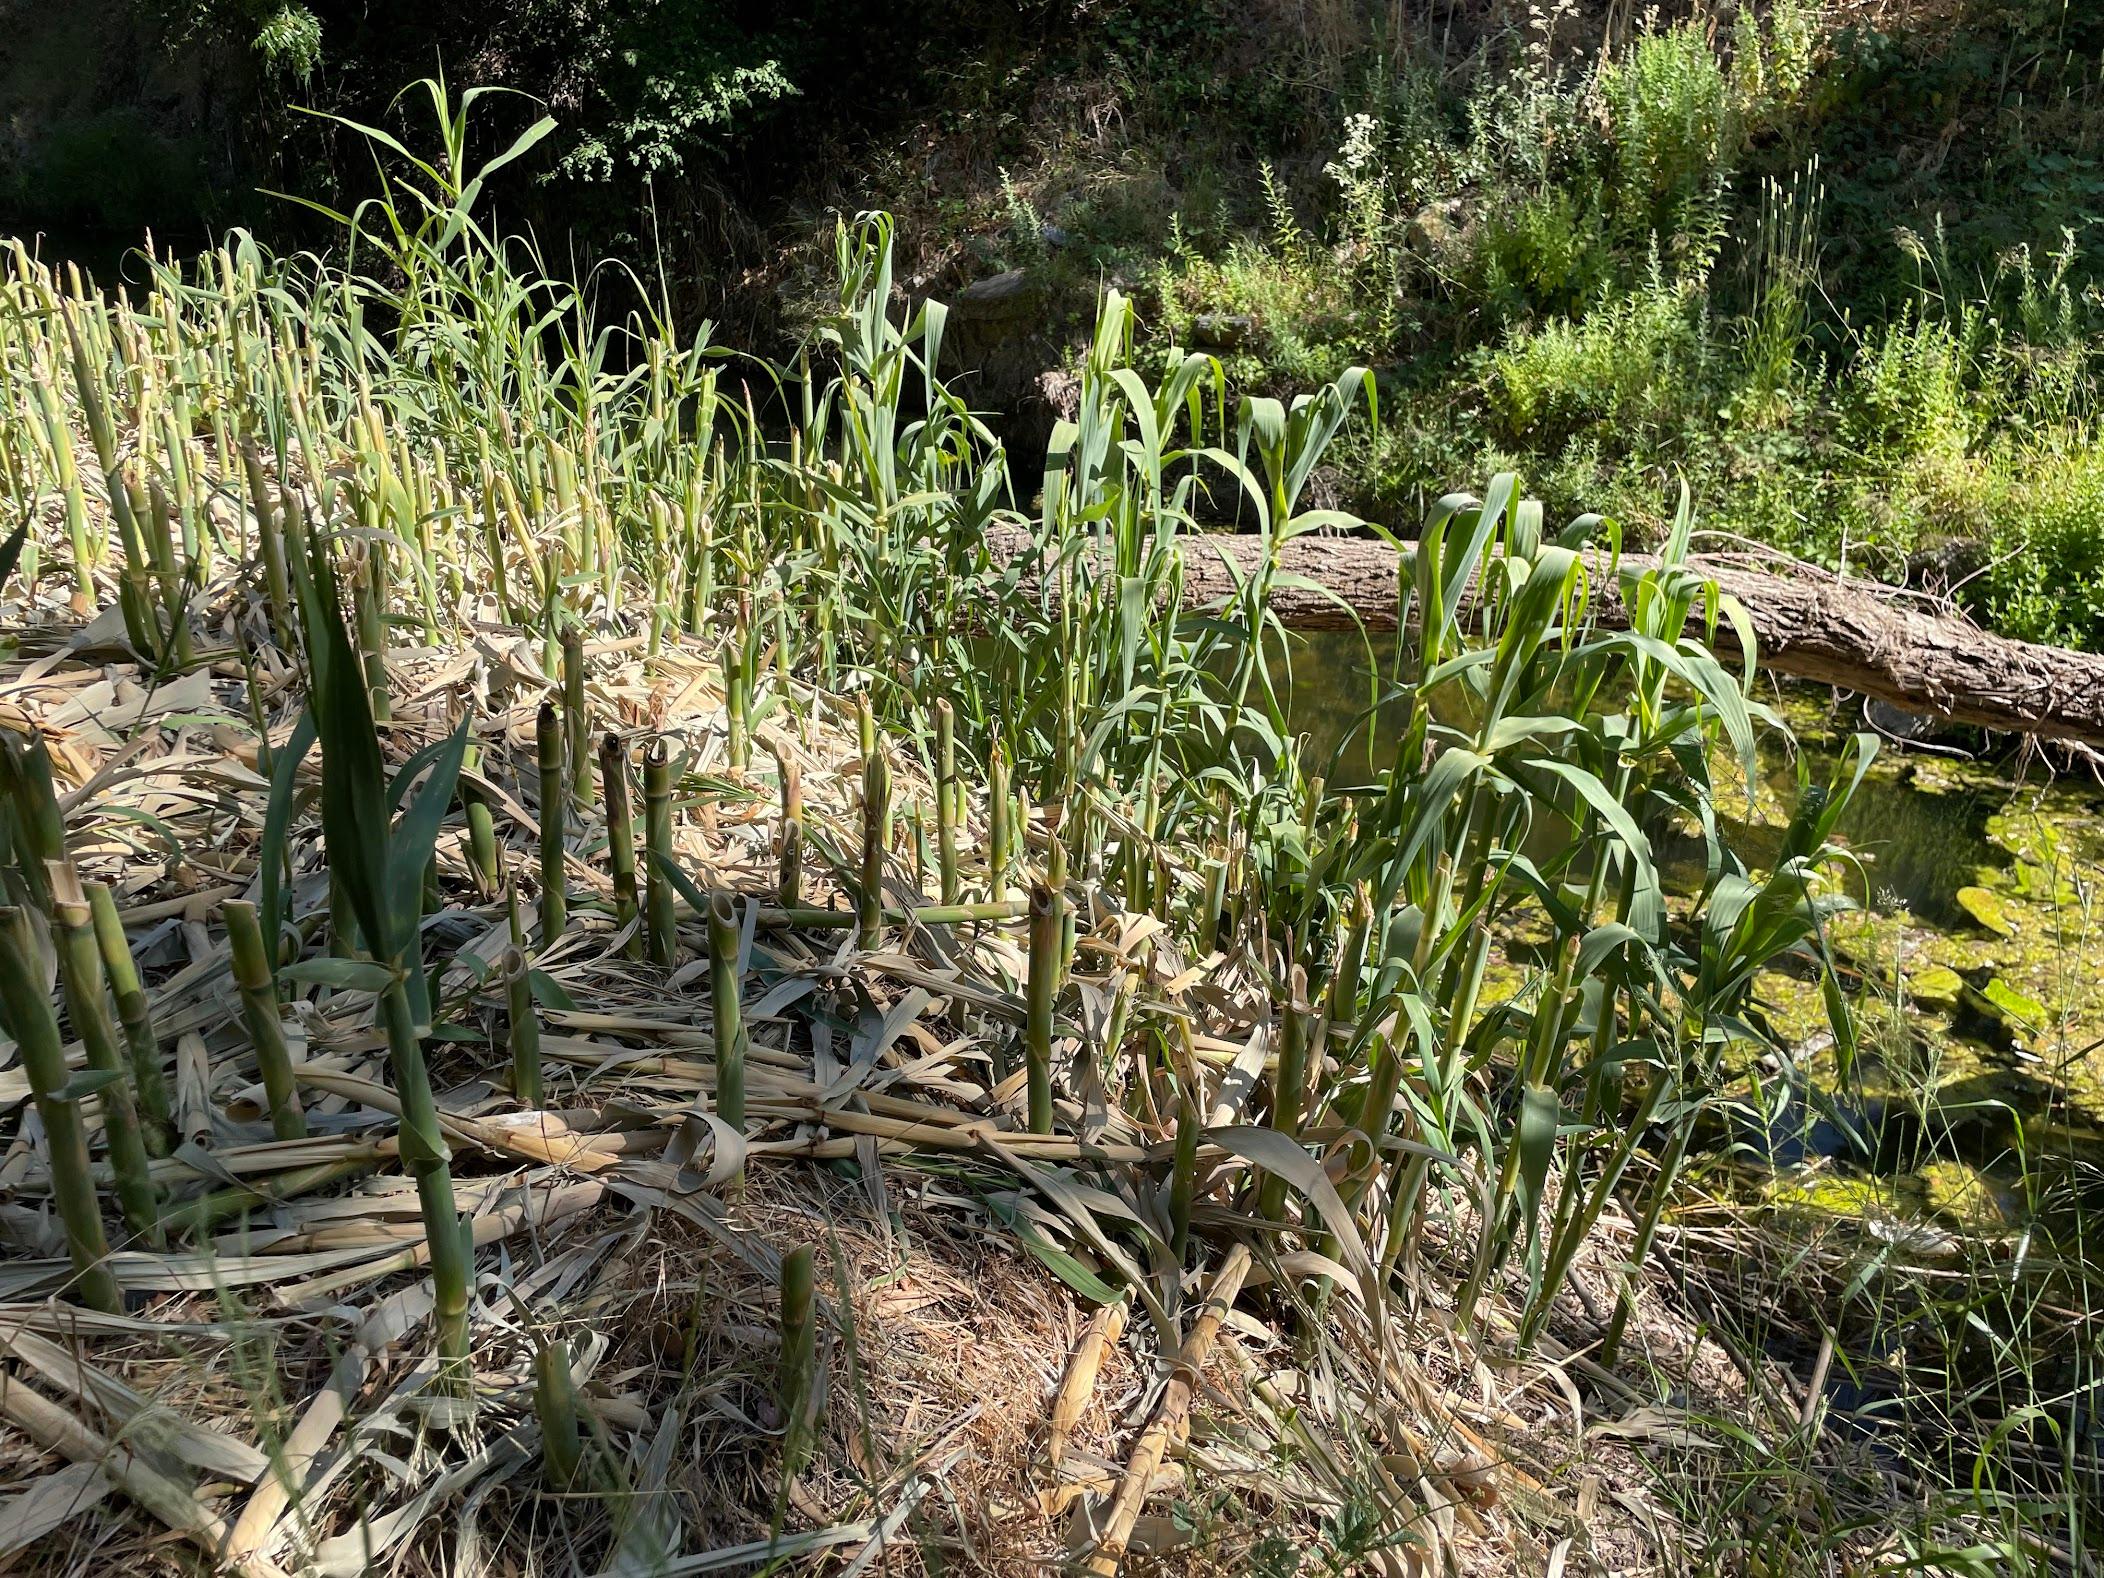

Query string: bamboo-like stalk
534 1338 584 1489
857 745 891 953
1257 967 1311 1224
505 942 543 1107
725 644 749 771
32 378 92 602
600 733 639 956
987 736 1011 902
240 439 295 645
775 750 803 909
2 729 65 912
536 701 566 939
777 1242 817 1477
1049 820 1074 974
1330 883 1372 1031
1024 880 1061 1135
644 740 677 965
462 741 499 900
1047 1296 1127 1471
562 622 594 812
908 798 928 894
352 549 392 724
707 891 747 1170
0 906 120 1312
377 976 472 1368
1343 997 1410 1215
683 470 713 633
1197 854 1227 952
48 866 159 1241
934 699 960 905
97 431 157 650
84 879 173 1157
61 307 125 580
139 470 194 667
224 900 307 1142
116 556 160 659
414 494 440 643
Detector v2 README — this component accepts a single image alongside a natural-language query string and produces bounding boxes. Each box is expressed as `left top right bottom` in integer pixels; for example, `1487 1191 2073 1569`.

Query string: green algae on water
1955 885 2017 937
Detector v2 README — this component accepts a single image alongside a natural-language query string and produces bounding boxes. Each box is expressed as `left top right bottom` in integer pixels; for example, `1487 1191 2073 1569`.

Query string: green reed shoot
292 526 476 1371
0 906 121 1311
84 879 173 1156
462 740 499 899
562 622 593 813
707 891 747 1155
776 750 804 909
224 899 307 1142
48 864 160 1241
934 699 960 905
778 1243 819 1478
1024 880 1061 1134
644 741 677 965
858 745 890 953
536 701 566 940
506 939 543 1108
601 733 640 957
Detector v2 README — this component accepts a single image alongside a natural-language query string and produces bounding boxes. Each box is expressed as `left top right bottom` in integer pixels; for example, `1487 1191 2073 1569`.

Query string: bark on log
982 525 2104 749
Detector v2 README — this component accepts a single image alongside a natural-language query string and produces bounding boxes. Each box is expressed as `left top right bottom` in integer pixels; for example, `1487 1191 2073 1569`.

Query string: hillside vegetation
892 0 2104 649
6 4 2103 647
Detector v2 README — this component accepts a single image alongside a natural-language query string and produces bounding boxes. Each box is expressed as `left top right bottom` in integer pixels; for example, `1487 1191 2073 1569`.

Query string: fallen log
983 525 2104 749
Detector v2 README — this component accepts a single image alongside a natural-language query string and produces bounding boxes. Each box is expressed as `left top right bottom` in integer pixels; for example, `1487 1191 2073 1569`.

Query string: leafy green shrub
1325 112 1390 256
1845 309 1976 462
1483 270 1711 450
1984 235 2098 435
1730 0 1823 136
1475 186 1612 319
1962 445 2104 648
1600 22 1733 238
1151 163 1380 393
1153 236 1363 390
1841 232 2099 465
155 0 323 75
538 4 799 178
